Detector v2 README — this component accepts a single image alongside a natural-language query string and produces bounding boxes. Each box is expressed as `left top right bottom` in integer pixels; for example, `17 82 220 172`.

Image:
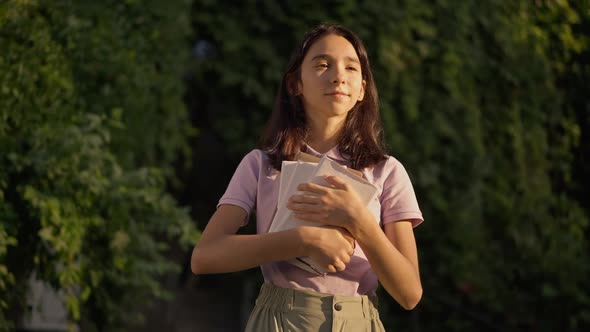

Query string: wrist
294 226 312 257
349 209 378 242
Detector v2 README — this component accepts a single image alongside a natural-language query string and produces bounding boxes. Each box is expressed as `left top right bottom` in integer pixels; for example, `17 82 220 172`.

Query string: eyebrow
309 54 360 63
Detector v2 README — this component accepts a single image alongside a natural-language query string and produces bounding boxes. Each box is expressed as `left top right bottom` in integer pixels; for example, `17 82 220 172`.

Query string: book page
269 161 319 233
277 161 298 210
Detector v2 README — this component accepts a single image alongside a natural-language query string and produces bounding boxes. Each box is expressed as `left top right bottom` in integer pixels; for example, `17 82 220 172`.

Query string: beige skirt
245 283 386 332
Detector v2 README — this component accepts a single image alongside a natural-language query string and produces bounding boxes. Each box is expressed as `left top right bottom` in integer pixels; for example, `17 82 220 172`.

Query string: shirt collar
304 144 347 162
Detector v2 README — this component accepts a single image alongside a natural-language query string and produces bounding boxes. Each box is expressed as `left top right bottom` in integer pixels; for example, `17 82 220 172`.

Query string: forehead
303 34 360 62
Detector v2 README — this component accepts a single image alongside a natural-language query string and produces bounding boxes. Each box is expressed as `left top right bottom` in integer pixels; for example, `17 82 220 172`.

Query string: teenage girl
191 24 424 332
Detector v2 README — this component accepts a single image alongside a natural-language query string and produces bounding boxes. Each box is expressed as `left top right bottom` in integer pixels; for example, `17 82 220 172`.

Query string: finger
342 254 352 264
293 212 328 222
327 264 337 273
339 228 354 240
288 202 322 213
297 182 330 195
333 261 346 272
288 194 320 205
337 229 355 248
323 175 348 190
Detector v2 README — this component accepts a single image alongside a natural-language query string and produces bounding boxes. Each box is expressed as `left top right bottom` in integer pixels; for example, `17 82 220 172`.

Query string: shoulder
239 149 269 166
365 154 410 181
235 149 275 176
360 154 418 198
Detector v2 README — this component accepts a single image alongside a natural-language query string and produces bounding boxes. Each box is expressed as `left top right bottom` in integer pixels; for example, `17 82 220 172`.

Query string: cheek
300 73 321 89
350 79 363 93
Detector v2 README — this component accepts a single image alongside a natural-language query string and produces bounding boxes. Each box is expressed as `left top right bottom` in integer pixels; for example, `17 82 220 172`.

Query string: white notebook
268 156 378 274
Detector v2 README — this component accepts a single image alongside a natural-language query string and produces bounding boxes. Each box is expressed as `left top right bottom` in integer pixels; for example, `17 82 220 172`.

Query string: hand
287 175 371 236
299 226 355 273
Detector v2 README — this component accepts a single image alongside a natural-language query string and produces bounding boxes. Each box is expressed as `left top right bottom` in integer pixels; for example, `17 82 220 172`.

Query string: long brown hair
260 24 387 170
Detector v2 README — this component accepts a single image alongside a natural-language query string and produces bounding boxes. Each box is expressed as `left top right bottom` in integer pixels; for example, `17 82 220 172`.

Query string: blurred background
1 0 589 331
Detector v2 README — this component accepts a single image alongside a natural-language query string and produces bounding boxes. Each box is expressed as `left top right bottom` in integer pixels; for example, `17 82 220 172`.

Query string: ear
286 73 300 96
358 80 366 101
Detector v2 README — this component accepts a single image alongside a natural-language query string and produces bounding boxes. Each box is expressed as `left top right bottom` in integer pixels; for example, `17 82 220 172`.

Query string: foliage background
0 0 198 331
189 0 590 331
1 0 589 331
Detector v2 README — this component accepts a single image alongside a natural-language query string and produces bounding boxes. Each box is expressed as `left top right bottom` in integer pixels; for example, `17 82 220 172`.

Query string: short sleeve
217 150 261 224
380 157 424 228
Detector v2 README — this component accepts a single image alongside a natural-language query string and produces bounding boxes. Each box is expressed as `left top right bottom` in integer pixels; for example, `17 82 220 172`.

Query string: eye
347 66 359 71
316 63 329 68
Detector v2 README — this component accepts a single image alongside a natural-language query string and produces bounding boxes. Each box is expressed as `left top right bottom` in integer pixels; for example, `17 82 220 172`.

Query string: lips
325 91 349 96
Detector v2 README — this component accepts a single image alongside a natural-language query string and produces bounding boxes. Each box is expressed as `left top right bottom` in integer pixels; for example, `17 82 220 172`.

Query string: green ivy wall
0 1 198 331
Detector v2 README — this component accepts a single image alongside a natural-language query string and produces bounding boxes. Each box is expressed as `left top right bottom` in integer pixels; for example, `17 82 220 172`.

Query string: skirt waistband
256 283 379 320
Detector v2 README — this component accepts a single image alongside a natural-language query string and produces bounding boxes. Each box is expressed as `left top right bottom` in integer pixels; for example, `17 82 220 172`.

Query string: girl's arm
191 204 354 274
353 216 422 310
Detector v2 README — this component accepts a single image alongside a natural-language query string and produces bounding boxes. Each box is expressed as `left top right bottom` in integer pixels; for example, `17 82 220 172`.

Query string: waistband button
334 303 343 311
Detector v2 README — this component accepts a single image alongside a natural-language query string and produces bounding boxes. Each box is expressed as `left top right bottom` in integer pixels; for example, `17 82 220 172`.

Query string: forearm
353 217 422 309
191 228 306 274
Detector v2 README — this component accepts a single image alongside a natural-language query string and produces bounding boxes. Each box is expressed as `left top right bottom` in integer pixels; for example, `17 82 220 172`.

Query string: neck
305 114 346 153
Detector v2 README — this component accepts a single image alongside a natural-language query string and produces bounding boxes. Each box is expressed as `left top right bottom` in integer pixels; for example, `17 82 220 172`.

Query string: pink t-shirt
218 145 423 296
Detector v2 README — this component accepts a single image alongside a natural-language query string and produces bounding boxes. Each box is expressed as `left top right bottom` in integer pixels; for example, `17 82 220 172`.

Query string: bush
0 0 198 330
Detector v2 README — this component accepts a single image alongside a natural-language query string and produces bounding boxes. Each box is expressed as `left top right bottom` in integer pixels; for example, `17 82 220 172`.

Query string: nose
331 66 346 84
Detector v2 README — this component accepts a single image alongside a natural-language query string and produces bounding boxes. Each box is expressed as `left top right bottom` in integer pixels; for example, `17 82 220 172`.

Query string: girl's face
297 34 366 120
